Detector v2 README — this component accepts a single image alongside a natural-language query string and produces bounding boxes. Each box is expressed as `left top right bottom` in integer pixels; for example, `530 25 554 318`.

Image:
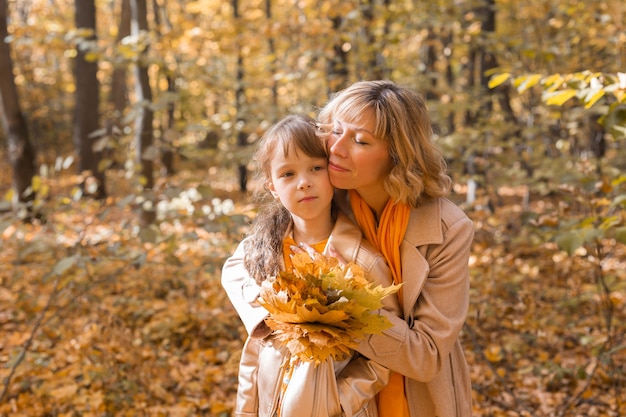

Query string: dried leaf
258 252 400 364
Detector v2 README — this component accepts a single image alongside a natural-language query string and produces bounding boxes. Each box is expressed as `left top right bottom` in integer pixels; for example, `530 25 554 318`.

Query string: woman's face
327 108 393 201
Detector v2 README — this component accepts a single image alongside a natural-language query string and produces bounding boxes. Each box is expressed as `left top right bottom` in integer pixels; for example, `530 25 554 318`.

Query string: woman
316 80 474 417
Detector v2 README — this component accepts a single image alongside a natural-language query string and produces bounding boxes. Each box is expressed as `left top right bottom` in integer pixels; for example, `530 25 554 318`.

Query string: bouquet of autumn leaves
258 251 401 365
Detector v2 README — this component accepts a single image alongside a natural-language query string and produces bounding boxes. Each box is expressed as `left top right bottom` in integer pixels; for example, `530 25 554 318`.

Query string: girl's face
327 108 393 201
267 144 334 224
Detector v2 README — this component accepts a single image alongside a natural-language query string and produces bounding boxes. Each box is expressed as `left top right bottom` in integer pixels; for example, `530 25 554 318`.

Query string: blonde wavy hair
318 80 451 208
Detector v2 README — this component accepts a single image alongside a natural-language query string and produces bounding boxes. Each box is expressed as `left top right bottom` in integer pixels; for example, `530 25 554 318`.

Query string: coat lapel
399 198 444 318
333 192 449 319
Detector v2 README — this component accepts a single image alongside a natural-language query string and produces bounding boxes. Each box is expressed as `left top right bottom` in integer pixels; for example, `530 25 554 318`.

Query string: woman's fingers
298 242 318 259
291 242 347 266
289 244 305 254
328 244 347 266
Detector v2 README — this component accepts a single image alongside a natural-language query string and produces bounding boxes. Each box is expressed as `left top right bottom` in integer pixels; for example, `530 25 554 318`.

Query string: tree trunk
423 26 439 101
160 74 175 176
265 0 278 106
327 16 349 95
74 0 105 198
152 0 174 176
103 0 130 170
362 0 387 80
110 0 130 119
131 0 155 225
233 0 248 192
0 0 37 211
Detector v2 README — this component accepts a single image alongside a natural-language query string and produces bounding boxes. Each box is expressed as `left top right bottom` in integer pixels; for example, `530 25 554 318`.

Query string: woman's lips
328 161 348 173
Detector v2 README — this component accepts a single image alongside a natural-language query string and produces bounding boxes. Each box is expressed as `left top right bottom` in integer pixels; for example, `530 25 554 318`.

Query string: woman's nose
328 132 348 158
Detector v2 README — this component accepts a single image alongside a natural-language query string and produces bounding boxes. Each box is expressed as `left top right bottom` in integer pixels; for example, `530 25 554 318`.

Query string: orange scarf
349 189 411 417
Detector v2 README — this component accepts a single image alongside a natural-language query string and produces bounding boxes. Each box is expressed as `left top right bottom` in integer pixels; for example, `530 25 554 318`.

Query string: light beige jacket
344 195 475 417
222 212 402 417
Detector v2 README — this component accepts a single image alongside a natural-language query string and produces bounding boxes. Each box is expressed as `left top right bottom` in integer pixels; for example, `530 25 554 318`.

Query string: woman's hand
327 244 347 265
292 242 347 266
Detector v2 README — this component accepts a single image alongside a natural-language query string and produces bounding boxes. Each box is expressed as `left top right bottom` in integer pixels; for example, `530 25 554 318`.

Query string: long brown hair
318 80 451 207
243 114 329 284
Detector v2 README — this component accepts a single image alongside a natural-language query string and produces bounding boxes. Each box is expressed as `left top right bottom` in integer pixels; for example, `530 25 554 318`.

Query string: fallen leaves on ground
1 171 624 416
0 169 249 416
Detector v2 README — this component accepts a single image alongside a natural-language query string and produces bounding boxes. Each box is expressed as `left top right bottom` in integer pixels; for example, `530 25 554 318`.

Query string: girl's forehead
274 139 299 157
274 140 294 155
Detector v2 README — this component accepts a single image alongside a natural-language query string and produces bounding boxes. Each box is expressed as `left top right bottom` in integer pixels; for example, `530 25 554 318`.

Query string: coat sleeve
333 246 397 415
336 355 389 416
221 238 272 338
355 215 474 382
233 338 262 416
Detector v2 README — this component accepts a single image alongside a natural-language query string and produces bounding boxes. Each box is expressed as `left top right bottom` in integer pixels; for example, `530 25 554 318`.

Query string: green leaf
580 228 603 243
610 194 626 208
615 227 626 244
53 256 77 276
555 231 584 256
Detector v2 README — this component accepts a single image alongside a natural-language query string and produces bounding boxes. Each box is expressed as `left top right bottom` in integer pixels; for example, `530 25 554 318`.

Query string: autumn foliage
0 168 249 416
1 0 626 414
258 251 400 365
1 162 625 416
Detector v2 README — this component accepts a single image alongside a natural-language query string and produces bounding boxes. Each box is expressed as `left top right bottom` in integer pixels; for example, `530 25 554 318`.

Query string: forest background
0 0 625 416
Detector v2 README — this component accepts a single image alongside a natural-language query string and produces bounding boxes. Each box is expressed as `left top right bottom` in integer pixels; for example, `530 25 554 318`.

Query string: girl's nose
298 177 312 189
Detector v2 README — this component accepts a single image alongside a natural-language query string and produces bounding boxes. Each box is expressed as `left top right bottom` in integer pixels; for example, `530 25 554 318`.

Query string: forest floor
0 157 624 416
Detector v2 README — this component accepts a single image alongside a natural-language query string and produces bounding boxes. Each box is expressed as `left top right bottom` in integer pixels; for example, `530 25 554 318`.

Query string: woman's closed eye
333 128 368 144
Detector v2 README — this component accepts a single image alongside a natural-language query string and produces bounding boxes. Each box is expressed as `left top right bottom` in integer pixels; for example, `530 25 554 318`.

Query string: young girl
221 114 401 417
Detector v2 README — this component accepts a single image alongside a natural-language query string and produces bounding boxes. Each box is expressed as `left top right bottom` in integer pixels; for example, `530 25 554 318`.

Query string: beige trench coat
338 194 475 417
222 212 402 417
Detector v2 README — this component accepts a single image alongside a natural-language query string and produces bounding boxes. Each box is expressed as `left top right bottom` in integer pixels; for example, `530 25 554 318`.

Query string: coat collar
326 212 362 262
404 197 444 247
334 189 445 248
332 191 448 317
